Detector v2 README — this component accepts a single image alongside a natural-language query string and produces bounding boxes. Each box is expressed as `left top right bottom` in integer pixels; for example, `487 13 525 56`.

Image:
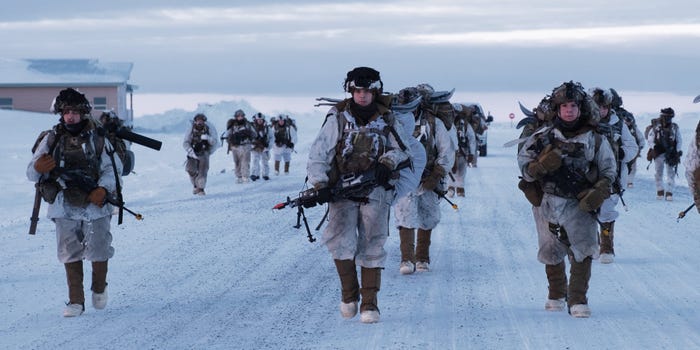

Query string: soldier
27 88 122 317
646 108 683 200
250 112 274 181
447 103 477 197
609 89 645 188
183 113 219 194
589 88 638 264
394 84 456 275
684 120 700 213
518 81 617 318
272 114 298 175
306 66 411 323
224 110 255 183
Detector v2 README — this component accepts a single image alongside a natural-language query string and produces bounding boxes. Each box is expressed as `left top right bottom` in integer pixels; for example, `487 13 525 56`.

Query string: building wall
0 85 130 121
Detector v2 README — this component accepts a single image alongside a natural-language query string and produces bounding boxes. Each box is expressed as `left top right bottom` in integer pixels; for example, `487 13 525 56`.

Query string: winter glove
467 154 475 163
577 178 611 212
421 165 446 192
518 178 543 207
34 154 56 173
88 187 107 207
375 162 393 188
287 142 295 149
187 148 198 159
526 144 562 179
646 148 655 161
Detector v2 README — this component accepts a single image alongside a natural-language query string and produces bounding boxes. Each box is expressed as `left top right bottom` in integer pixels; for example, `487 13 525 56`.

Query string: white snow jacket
518 125 617 262
307 105 411 196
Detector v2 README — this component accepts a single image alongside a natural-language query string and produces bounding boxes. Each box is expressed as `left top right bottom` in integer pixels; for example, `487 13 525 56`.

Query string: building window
93 97 107 110
0 97 12 110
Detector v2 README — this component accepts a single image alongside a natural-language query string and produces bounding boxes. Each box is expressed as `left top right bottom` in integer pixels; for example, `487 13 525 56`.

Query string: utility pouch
39 179 61 204
518 178 543 207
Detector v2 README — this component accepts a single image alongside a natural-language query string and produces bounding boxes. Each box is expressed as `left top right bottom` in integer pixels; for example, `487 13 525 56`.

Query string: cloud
396 23 700 47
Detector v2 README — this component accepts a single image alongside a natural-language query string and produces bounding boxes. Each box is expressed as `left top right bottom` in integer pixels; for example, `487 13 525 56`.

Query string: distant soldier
447 103 477 197
646 108 682 201
272 114 297 175
225 109 255 183
250 112 274 181
184 113 219 195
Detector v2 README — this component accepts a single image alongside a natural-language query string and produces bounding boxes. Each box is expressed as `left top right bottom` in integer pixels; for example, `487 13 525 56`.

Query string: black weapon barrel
115 127 162 151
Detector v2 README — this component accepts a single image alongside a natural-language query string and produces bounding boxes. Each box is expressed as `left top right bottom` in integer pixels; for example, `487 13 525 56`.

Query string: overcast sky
2 0 699 96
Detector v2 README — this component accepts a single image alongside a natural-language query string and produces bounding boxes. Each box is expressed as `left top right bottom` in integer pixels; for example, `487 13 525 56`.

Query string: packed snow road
1 112 699 349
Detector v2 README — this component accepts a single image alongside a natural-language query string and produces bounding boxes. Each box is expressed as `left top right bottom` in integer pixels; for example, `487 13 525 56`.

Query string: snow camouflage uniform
590 88 639 263
393 84 456 274
250 113 274 181
684 120 700 213
225 110 255 183
184 113 219 194
271 115 297 175
610 89 646 188
27 88 122 317
448 103 477 197
307 67 412 323
646 108 682 200
518 81 617 317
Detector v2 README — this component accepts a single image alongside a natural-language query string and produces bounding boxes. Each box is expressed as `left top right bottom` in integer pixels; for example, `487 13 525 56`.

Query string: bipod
434 189 458 210
677 203 696 222
294 206 316 243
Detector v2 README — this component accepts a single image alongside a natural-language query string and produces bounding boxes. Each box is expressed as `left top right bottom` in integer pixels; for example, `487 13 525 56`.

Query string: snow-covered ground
1 101 699 349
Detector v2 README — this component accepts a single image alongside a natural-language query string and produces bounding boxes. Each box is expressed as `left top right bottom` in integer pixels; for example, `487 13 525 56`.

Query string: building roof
0 58 133 87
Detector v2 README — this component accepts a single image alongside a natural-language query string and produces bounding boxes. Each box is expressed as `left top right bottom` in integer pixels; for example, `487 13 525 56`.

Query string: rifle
677 203 696 222
28 182 42 235
58 169 143 222
273 160 411 242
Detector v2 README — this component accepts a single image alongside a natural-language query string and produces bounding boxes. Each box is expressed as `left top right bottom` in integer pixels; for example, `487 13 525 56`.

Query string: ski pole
677 203 696 222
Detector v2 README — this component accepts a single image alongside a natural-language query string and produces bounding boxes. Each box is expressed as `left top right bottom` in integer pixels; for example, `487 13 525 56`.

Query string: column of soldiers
182 110 298 194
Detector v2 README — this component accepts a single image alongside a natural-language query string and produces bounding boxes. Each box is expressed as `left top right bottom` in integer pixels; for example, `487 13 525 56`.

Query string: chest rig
48 123 103 207
191 124 211 155
533 128 600 199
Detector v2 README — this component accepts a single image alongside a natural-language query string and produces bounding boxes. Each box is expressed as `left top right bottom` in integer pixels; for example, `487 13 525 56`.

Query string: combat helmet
52 88 92 115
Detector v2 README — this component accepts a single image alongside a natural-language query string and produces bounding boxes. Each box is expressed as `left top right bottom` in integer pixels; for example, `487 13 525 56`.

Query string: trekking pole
677 203 696 222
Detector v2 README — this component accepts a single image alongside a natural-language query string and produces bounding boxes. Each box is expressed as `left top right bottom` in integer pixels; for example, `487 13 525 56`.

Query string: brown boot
91 260 108 294
545 262 567 311
416 229 432 271
334 259 359 318
274 160 280 175
64 261 85 316
91 260 109 309
360 267 381 323
568 256 592 308
599 221 615 257
398 227 416 274
456 187 465 197
284 161 290 174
